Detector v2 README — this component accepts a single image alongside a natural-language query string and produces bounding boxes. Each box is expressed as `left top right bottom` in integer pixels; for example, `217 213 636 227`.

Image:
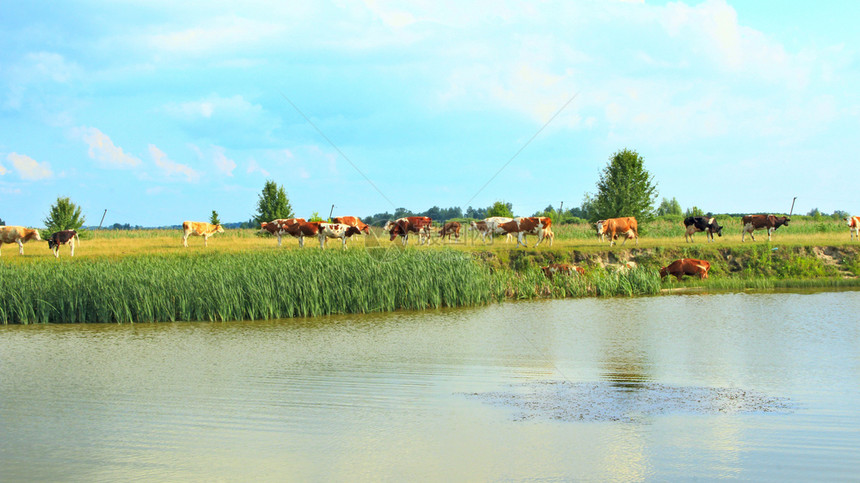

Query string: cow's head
345 226 362 237
709 219 723 237
47 239 57 250
540 266 553 279
595 221 605 236
659 266 669 279
215 224 225 233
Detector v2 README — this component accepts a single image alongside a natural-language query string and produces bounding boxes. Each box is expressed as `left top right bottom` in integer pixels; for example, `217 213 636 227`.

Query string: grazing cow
439 221 461 241
182 221 225 247
0 225 42 256
845 216 860 241
260 218 306 246
282 220 322 248
469 220 490 243
47 230 80 258
596 217 639 247
497 217 551 248
318 223 362 249
660 258 711 281
332 216 370 235
468 220 512 244
684 216 723 243
541 263 585 280
741 214 790 242
385 216 432 246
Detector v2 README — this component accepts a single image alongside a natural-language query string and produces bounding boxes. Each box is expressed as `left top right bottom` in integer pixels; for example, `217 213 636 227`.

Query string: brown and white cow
596 217 638 247
845 216 860 241
282 220 322 248
182 221 225 247
318 223 362 249
498 217 551 248
660 258 711 280
468 220 511 243
541 263 585 280
332 216 370 235
484 217 514 243
439 221 461 241
541 225 554 247
741 214 790 242
684 216 723 243
260 218 306 246
385 216 432 246
0 225 42 256
47 230 80 258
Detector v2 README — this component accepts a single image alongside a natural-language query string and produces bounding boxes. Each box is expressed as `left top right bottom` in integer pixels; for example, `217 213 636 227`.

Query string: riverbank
2 241 859 324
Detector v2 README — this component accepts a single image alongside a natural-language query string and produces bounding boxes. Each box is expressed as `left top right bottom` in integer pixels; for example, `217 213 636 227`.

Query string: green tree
210 210 221 226
656 197 683 216
685 206 704 217
591 149 658 222
43 197 86 234
0 216 5 225
308 211 324 222
253 180 293 224
486 201 514 218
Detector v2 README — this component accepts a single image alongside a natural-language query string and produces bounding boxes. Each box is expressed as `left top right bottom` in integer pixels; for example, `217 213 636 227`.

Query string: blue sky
2 0 858 227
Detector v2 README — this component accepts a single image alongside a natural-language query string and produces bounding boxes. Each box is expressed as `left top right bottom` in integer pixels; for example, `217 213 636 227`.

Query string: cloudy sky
2 0 858 227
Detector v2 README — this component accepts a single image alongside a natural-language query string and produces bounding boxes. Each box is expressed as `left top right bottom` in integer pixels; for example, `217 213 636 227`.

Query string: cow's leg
319 235 326 249
533 231 544 248
767 227 773 241
203 234 209 247
299 236 304 248
17 239 24 255
341 236 348 249
53 246 59 258
277 234 282 247
183 234 189 247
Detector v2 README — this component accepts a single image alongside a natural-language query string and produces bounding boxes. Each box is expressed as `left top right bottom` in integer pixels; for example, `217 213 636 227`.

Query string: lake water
2 291 859 481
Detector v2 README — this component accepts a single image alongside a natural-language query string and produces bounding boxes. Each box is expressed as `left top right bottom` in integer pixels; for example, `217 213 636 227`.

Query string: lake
2 291 859 481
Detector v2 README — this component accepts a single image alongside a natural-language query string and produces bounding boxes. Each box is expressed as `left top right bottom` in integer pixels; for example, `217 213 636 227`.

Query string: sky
2 0 859 227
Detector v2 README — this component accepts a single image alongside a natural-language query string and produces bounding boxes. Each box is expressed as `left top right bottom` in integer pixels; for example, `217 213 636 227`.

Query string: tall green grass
0 250 495 324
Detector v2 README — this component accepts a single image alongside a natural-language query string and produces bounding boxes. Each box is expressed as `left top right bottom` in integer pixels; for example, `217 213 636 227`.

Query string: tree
43 197 85 234
486 201 514 218
210 210 221 225
656 197 683 216
685 206 704 217
591 149 658 222
253 180 293 224
832 210 849 220
0 216 5 226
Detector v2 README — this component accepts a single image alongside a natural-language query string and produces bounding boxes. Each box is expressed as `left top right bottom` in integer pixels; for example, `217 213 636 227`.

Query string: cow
259 218 306 246
282 220 322 248
660 258 711 281
469 220 490 243
0 226 42 256
541 263 585 280
318 223 362 249
596 217 638 247
182 221 225 247
741 214 790 242
385 216 432 246
332 216 370 235
845 216 860 241
684 216 723 243
497 217 551 248
439 221 461 241
484 217 515 243
541 225 555 247
47 230 80 258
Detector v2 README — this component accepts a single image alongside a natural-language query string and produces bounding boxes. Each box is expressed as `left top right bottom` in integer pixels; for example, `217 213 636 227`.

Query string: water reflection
1 291 859 481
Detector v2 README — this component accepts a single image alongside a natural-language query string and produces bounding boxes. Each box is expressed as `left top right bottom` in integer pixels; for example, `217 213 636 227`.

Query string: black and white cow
684 216 723 243
47 230 80 257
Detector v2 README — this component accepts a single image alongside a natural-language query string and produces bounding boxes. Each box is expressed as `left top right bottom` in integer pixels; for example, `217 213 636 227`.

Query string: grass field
2 216 858 324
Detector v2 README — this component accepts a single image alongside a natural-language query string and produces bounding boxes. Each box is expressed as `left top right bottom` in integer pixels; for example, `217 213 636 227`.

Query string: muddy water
2 291 859 481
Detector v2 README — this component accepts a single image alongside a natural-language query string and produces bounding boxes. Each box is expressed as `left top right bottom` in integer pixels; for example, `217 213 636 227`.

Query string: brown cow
260 218 306 246
741 214 790 242
0 225 42 256
498 217 551 248
385 216 432 246
47 230 80 258
282 220 322 248
541 263 585 280
439 221 461 241
182 221 225 247
845 216 860 241
659 258 711 280
332 216 370 234
596 217 638 247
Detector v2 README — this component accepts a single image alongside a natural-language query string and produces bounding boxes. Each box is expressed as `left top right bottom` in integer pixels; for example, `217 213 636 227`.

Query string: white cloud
148 145 200 182
147 16 285 55
247 158 269 177
6 153 53 180
213 146 237 176
75 127 142 168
